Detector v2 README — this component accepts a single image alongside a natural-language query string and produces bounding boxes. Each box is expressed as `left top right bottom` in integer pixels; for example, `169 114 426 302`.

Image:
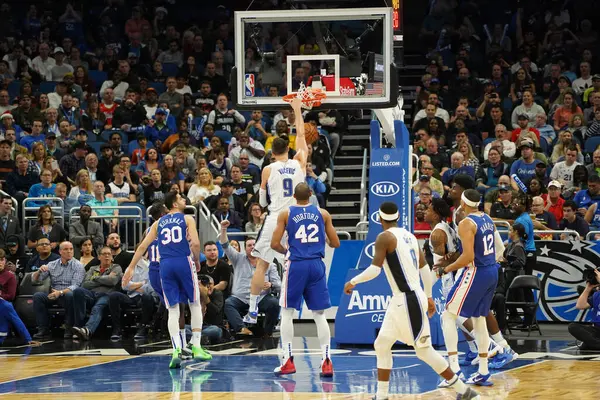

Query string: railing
535 230 581 240
69 206 144 252
22 197 66 233
586 231 600 240
358 148 369 223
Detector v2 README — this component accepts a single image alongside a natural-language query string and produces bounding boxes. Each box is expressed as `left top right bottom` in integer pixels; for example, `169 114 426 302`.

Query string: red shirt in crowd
542 193 565 223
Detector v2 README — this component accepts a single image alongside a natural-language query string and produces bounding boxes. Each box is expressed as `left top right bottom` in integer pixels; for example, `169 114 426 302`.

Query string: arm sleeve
259 188 268 207
419 266 433 297
350 265 381 285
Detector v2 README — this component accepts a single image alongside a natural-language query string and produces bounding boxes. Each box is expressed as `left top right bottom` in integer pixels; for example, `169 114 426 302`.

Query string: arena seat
162 63 179 77
88 70 108 88
584 136 600 154
39 81 57 94
13 273 51 328
505 275 543 337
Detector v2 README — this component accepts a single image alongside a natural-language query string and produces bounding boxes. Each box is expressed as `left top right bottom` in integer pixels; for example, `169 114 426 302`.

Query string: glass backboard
232 7 397 110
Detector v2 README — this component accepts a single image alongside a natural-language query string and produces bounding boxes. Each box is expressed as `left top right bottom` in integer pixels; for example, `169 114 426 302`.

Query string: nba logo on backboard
244 74 255 97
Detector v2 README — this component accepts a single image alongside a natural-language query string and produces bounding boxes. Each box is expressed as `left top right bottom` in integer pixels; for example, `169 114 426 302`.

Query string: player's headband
379 209 399 221
461 192 480 208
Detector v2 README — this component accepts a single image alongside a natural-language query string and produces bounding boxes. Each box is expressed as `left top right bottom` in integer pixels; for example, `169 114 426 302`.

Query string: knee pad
415 345 448 374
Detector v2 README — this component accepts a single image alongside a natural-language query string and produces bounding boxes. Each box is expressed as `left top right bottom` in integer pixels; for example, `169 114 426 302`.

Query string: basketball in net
304 123 319 144
283 82 327 110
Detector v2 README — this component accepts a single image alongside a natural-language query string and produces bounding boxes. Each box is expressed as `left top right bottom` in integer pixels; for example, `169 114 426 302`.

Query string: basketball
304 123 319 144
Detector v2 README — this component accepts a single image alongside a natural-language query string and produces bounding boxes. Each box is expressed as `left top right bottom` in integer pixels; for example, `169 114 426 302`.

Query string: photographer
568 269 600 350
198 275 225 345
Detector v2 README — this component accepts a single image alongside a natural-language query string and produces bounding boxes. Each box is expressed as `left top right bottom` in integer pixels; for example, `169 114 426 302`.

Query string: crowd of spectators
414 1 600 241
0 1 343 343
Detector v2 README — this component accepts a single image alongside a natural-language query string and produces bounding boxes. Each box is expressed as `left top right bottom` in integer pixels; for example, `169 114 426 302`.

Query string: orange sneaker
274 357 296 376
320 358 334 378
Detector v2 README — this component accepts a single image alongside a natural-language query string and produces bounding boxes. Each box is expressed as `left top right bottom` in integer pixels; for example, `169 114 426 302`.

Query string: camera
583 267 600 285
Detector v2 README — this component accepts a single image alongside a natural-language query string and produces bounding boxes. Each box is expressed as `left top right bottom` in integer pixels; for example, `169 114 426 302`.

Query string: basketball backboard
232 7 397 110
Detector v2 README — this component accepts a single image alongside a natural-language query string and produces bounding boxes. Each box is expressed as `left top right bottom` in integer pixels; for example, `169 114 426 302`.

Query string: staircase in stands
327 53 428 237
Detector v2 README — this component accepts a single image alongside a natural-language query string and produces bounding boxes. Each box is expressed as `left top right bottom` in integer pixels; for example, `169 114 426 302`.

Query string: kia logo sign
371 181 400 197
370 211 381 225
364 242 376 259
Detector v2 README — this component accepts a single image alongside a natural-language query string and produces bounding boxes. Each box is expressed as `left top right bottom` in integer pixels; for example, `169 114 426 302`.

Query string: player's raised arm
343 232 392 294
442 219 476 275
320 209 340 248
185 215 201 265
123 221 159 286
271 210 289 254
291 98 308 169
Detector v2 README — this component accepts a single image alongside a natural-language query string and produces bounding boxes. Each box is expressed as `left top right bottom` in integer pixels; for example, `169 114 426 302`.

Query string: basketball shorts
251 212 287 262
148 262 164 303
378 290 431 348
159 256 199 308
280 258 331 311
446 265 498 318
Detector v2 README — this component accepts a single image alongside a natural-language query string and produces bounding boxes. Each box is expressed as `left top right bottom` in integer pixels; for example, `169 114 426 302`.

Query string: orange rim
283 89 327 106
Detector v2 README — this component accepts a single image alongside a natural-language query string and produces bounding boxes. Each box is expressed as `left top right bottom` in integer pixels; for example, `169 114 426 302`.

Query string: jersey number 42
295 224 319 243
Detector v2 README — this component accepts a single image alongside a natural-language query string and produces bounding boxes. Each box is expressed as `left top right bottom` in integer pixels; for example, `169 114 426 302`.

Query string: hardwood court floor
1 354 598 399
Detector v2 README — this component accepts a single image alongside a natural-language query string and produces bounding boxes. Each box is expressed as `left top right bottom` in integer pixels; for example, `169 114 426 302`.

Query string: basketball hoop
283 82 327 110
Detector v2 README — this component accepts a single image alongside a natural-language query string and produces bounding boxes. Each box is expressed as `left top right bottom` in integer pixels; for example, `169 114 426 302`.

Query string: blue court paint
0 352 539 395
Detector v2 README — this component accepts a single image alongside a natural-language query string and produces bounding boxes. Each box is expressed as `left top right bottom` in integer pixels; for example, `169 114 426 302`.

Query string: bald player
271 183 340 377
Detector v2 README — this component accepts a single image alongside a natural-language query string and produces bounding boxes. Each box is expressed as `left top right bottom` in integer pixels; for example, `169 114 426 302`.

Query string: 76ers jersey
286 204 325 261
157 212 190 259
267 159 305 214
146 227 160 269
466 213 497 268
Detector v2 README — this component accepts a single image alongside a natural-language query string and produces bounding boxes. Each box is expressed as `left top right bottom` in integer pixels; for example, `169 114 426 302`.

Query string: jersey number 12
482 234 494 256
295 224 319 243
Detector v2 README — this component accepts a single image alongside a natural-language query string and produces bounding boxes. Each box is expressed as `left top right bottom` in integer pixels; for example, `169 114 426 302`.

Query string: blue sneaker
459 351 478 366
466 372 493 386
243 311 258 324
489 348 517 369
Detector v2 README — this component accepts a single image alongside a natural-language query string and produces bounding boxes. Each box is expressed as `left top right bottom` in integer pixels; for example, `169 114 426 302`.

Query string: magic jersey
157 212 190 259
267 159 305 214
286 204 325 261
382 227 421 295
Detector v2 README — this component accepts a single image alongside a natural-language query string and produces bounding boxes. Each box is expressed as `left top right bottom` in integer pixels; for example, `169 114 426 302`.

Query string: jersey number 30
295 224 319 243
482 234 494 256
161 226 183 245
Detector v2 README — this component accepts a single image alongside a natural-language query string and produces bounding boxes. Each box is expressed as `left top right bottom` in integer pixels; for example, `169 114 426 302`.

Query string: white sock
188 301 203 347
491 332 509 350
473 317 489 375
467 340 477 353
180 329 187 347
448 354 460 373
280 308 295 362
249 294 258 313
168 306 182 350
376 380 389 398
479 356 489 375
449 375 468 395
313 310 331 361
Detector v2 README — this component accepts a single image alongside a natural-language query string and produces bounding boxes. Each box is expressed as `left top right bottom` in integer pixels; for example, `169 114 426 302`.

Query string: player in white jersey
343 202 480 400
245 97 308 324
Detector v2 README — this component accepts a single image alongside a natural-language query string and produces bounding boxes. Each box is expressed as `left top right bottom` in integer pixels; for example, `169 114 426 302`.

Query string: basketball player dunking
245 97 308 324
124 192 211 368
270 183 340 377
344 202 480 400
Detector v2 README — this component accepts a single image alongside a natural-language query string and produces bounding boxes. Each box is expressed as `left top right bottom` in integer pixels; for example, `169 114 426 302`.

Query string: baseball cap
53 47 65 54
221 178 233 187
73 141 87 150
155 108 167 115
77 129 88 136
145 87 157 94
517 114 530 120
519 138 535 149
6 239 18 247
593 74 600 81
46 133 56 139
548 180 562 189
419 175 431 182
63 72 74 79
430 78 440 84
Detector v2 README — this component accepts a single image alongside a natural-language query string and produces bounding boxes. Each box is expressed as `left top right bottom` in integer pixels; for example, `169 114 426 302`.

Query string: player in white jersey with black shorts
344 202 479 400
244 97 308 324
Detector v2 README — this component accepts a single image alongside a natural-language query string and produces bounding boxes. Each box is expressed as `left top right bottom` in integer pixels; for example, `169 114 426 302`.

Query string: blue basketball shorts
446 265 498 318
148 262 164 303
159 256 199 308
280 258 331 311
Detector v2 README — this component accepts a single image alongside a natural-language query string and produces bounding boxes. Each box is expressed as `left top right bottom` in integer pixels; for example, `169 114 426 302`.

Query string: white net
288 82 325 110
